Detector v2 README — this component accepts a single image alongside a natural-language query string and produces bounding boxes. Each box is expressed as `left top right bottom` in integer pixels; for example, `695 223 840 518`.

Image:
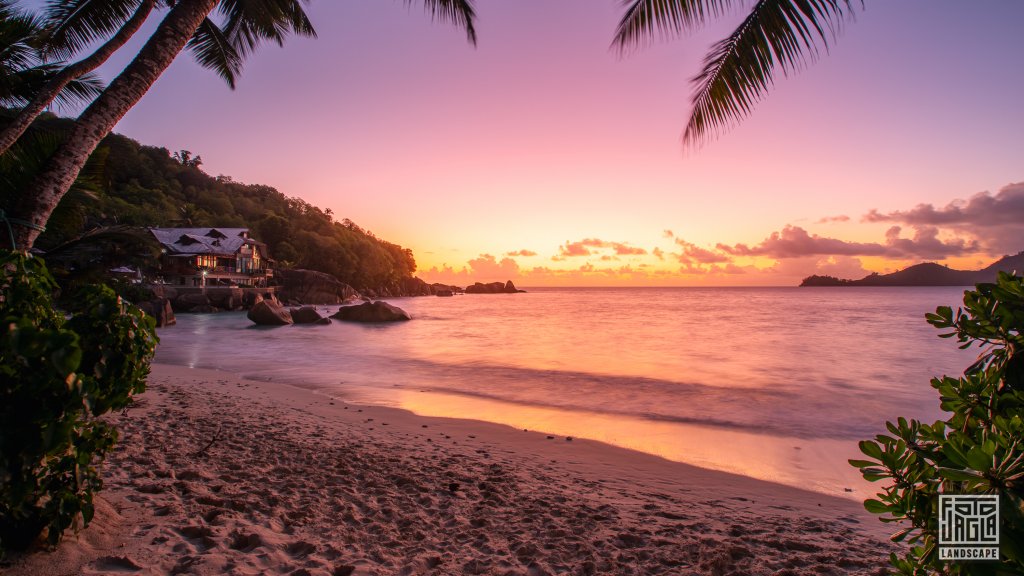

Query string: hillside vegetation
1 111 416 291
800 252 1024 287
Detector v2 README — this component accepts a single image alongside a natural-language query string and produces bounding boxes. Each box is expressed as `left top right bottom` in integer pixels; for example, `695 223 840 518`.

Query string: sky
27 0 1024 286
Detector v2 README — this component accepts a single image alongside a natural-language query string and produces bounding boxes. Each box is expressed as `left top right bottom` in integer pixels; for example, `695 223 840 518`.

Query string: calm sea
154 286 974 498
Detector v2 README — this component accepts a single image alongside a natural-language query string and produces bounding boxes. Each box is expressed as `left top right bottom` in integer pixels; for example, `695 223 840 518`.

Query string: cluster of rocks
276 269 360 304
465 280 524 294
278 270 466 302
247 300 412 326
132 269 523 328
129 286 265 328
134 298 176 328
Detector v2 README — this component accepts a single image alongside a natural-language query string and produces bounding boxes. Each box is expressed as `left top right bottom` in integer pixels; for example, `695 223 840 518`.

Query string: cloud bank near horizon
420 183 1023 286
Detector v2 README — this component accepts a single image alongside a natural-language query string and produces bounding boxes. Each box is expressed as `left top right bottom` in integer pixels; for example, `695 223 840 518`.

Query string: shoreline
157 339 879 501
7 363 895 575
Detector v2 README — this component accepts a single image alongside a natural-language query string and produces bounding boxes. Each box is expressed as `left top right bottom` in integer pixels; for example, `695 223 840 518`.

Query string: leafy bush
851 272 1024 575
0 251 158 552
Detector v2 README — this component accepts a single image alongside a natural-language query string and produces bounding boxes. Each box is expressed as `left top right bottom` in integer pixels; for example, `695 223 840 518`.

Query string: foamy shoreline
7 363 895 575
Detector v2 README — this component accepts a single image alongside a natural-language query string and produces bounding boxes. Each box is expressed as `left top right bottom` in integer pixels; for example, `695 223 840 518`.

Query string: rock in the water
431 283 460 296
396 277 433 296
465 280 524 294
465 282 503 294
247 299 293 325
206 287 243 310
136 298 176 327
173 292 211 311
331 301 410 323
277 269 360 304
291 306 328 324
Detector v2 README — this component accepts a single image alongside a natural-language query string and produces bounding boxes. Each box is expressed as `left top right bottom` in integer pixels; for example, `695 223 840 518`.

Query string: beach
7 363 894 575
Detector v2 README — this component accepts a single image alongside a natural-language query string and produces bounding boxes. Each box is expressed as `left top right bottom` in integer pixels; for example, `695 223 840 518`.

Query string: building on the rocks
150 227 272 288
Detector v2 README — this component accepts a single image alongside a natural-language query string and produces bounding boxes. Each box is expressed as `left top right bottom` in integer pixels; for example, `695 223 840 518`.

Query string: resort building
149 227 273 287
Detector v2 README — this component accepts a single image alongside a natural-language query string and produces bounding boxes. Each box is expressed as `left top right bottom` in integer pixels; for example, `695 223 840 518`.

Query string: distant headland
800 251 1024 287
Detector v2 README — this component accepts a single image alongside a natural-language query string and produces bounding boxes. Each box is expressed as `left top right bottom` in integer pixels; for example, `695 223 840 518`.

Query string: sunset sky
40 0 1024 286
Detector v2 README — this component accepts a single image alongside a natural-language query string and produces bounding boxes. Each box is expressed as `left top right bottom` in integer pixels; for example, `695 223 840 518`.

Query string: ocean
154 286 974 498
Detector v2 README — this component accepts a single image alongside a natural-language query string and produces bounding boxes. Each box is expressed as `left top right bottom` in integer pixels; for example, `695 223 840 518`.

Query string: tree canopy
8 110 417 290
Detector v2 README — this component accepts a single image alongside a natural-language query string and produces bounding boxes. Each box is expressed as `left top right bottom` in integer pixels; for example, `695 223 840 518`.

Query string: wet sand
6 363 894 575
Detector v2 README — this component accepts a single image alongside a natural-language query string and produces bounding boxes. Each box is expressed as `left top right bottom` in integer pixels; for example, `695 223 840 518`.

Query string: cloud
816 214 850 224
663 230 675 239
613 244 647 256
505 249 537 257
863 182 1024 253
558 239 597 257
421 253 521 284
674 238 731 264
652 247 665 260
864 182 1024 226
718 224 975 260
557 238 646 258
768 255 871 280
467 254 520 278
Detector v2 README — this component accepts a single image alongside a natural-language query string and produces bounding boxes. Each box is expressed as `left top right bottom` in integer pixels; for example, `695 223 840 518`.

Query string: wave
328 356 911 440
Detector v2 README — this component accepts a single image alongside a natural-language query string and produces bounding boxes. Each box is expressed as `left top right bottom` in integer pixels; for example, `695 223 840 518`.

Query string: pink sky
40 0 1024 285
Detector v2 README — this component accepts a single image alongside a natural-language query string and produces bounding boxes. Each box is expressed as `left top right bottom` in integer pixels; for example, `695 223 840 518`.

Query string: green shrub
851 272 1024 575
0 251 158 552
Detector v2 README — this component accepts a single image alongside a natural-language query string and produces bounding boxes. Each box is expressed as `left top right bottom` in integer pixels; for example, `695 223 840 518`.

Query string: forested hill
800 252 1024 287
2 110 416 290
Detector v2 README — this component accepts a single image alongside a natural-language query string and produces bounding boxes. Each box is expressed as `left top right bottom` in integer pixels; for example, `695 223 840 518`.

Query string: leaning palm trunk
0 0 157 157
10 0 217 250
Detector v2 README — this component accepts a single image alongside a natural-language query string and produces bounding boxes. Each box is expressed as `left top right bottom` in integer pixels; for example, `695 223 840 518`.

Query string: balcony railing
203 266 270 275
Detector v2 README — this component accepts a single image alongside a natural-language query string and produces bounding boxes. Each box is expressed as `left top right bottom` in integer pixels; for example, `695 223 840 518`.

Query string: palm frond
684 0 858 146
41 0 142 60
53 70 105 108
217 0 316 59
1 65 104 108
0 2 46 81
412 0 477 46
612 0 741 51
187 17 243 88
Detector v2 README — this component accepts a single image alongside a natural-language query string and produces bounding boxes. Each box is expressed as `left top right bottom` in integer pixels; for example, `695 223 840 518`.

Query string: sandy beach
5 363 895 575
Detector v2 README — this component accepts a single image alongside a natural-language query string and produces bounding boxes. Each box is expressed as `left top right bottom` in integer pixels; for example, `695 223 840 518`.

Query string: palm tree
0 0 156 156
6 0 478 250
0 0 313 156
0 0 103 115
613 0 859 146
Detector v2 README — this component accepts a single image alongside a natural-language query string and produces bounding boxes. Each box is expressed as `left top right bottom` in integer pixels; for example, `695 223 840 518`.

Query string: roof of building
150 227 258 256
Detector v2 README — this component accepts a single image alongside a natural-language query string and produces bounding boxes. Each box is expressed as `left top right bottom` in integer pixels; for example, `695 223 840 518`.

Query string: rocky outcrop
172 292 212 312
395 277 433 297
431 283 461 296
136 298 176 327
291 306 331 325
331 301 411 323
206 287 243 311
277 269 360 304
244 290 279 308
247 300 293 326
465 280 524 294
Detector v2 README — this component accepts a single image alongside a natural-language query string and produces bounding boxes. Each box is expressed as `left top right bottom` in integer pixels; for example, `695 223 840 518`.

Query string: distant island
800 252 1024 287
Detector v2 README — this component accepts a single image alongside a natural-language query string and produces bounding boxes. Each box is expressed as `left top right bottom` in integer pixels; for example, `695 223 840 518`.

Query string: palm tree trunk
0 0 157 157
10 0 218 250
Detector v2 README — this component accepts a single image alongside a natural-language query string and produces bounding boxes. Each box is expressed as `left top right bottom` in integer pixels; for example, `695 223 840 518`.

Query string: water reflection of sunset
395 389 868 499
